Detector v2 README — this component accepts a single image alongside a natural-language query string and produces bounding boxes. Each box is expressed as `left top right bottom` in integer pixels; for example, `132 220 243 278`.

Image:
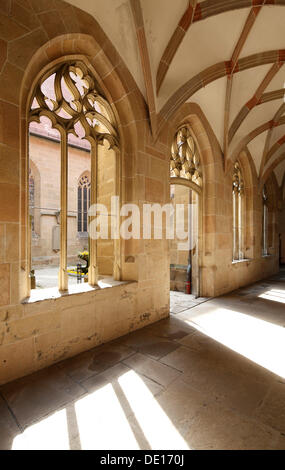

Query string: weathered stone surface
0 395 20 450
0 280 284 449
0 3 283 452
8 29 48 70
0 365 85 428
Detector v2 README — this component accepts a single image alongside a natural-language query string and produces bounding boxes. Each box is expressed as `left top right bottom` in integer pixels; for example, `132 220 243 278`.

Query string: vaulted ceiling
66 0 285 188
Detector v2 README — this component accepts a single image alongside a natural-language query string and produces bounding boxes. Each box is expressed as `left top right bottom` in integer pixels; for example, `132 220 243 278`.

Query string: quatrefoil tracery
79 174 91 189
170 127 202 187
29 61 119 150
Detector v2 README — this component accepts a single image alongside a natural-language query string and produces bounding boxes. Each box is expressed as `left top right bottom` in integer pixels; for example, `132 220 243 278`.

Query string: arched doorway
170 126 202 298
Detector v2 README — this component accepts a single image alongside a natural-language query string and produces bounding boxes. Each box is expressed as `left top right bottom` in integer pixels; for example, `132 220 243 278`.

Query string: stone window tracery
170 127 202 187
30 61 119 148
28 60 120 292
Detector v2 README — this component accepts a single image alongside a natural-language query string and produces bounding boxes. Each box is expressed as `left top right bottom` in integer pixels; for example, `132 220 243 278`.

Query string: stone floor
1 270 285 450
170 290 210 314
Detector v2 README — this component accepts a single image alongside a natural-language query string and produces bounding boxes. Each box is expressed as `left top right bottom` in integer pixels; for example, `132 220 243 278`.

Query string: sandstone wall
0 0 280 385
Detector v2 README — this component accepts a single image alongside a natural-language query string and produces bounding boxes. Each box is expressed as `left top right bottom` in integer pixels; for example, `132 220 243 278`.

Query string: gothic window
28 60 119 291
170 127 202 187
78 174 91 233
232 162 244 261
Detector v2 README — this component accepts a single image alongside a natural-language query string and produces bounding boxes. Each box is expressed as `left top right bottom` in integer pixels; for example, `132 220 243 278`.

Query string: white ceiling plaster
247 133 267 176
264 66 285 93
231 100 282 151
188 76 227 147
263 144 285 176
274 160 285 186
65 0 146 98
271 124 285 147
142 0 188 74
158 8 250 110
240 7 285 59
230 64 273 126
64 1 285 180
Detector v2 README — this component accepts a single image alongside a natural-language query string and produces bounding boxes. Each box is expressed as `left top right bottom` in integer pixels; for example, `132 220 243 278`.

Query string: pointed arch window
232 162 244 261
28 60 119 292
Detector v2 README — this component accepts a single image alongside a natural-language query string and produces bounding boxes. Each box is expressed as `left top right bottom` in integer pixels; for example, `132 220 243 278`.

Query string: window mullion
59 130 68 291
264 204 268 255
113 149 121 281
78 186 82 232
238 192 243 260
233 191 236 259
233 190 239 260
88 141 98 286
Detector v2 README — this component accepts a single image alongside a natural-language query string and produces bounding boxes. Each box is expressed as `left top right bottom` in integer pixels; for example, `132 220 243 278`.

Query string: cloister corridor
1 269 284 451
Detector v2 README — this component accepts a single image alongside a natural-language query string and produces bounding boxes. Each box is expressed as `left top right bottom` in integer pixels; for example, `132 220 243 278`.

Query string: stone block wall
0 281 169 385
0 0 281 386
0 1 171 385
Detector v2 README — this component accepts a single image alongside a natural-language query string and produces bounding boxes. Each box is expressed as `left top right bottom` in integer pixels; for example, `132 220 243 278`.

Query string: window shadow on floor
1 274 285 450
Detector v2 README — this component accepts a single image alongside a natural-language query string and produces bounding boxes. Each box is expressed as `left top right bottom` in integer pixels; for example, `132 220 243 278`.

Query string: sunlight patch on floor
259 288 285 304
118 370 190 450
74 383 140 450
12 409 70 450
185 307 285 379
11 370 190 450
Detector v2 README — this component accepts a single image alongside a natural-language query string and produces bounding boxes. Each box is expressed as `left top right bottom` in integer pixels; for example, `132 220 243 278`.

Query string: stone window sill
232 258 252 265
22 277 132 304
